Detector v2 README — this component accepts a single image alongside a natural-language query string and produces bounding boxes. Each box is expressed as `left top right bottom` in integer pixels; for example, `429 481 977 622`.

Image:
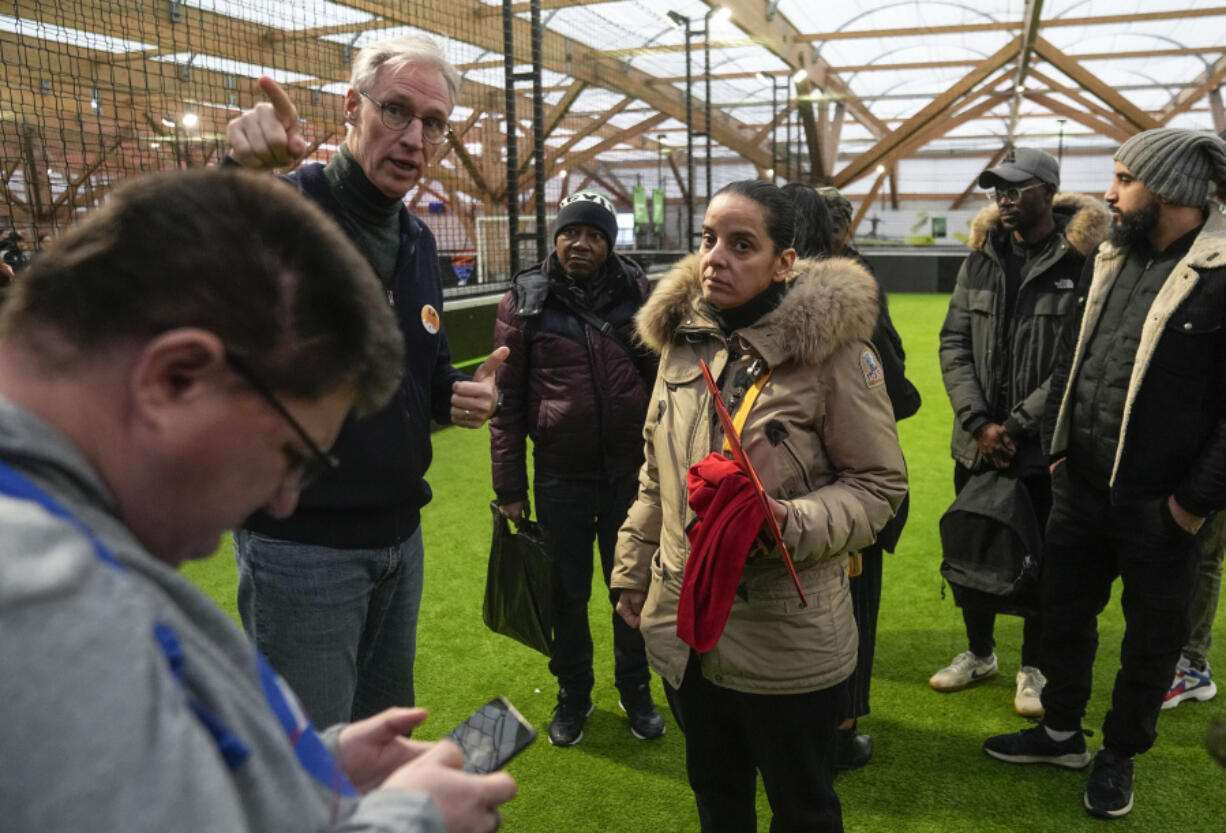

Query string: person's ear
775 247 797 280
129 329 229 427
343 88 361 125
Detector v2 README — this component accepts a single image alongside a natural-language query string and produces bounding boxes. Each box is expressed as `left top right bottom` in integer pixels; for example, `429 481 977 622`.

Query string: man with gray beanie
984 128 1226 820
490 190 664 747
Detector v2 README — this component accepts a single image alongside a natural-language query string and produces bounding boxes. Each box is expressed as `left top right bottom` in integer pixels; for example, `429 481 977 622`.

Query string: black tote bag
483 502 555 657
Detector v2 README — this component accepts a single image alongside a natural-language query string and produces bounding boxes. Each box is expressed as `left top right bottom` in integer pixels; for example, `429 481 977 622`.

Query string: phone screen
446 696 537 774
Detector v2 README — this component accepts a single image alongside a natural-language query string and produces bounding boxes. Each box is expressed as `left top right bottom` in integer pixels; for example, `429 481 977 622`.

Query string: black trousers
963 607 1043 667
953 463 1049 665
664 652 847 833
534 472 649 699
846 544 882 719
1040 463 1200 756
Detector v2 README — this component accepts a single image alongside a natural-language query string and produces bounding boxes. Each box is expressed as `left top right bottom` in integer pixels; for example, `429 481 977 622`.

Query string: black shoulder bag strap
551 291 653 386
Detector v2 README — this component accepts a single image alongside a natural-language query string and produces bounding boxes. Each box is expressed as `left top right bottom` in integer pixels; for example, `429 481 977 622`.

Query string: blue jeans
234 527 424 728
534 472 649 699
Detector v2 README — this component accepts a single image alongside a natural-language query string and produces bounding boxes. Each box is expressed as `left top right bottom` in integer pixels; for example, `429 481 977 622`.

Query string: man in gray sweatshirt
0 169 515 832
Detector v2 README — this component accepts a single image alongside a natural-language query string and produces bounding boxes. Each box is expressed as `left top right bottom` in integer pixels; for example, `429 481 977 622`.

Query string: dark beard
1109 199 1159 248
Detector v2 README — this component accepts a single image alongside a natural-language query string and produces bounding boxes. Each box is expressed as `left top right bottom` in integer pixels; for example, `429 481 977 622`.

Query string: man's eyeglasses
225 351 340 490
359 91 451 144
991 182 1046 204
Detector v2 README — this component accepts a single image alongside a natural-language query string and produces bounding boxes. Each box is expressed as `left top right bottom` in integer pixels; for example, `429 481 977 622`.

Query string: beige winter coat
611 254 908 694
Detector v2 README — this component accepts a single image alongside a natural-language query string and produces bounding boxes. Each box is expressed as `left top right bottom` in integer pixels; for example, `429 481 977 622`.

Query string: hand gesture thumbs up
451 346 510 428
472 346 509 386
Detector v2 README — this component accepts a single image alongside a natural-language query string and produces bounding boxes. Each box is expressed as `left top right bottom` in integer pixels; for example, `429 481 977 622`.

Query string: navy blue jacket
244 163 466 547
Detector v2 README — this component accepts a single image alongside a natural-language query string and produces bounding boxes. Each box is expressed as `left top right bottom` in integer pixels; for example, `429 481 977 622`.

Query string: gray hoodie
0 397 444 833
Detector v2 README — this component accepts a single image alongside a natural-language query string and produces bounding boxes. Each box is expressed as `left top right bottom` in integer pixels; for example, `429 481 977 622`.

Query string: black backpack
939 469 1043 617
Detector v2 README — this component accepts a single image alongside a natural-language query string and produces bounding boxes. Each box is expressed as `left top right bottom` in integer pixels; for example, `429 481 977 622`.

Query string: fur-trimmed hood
635 252 880 367
967 191 1110 256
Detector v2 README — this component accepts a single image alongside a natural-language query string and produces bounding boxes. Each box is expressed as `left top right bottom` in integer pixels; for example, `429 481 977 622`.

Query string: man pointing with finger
226 35 507 728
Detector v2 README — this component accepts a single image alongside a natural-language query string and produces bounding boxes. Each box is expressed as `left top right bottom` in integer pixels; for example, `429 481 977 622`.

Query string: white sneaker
929 650 998 692
1014 666 1046 717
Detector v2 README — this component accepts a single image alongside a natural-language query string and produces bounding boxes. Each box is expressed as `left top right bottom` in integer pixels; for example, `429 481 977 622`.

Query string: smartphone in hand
446 696 537 774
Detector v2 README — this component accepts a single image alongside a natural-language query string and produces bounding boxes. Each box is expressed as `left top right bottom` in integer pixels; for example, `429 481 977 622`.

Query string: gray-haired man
225 36 507 727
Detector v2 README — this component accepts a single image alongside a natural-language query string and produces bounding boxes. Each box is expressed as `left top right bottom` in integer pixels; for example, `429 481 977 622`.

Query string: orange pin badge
421 304 440 335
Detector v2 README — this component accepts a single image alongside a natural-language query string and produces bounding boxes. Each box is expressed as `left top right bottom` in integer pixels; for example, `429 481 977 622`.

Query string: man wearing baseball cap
490 190 664 747
984 129 1226 819
937 148 1108 716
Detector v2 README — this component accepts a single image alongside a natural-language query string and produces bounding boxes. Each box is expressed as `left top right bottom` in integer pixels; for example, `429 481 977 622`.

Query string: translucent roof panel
607 111 659 130
1043 0 1225 54
152 53 315 85
721 103 776 124
537 2 675 53
570 137 604 152
186 0 375 30
767 0 1226 177
9 0 1226 218
654 118 689 133
1 14 156 53
568 88 634 114
600 149 662 162
460 67 518 89
320 26 491 65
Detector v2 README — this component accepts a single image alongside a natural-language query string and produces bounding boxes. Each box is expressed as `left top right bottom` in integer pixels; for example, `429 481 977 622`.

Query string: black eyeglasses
359 91 451 144
992 183 1046 204
225 351 340 490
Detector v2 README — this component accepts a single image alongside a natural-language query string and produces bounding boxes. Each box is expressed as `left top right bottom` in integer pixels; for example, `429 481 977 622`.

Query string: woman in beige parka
611 180 907 832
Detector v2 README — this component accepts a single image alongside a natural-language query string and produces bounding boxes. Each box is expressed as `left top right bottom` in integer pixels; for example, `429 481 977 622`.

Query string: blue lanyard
0 459 356 798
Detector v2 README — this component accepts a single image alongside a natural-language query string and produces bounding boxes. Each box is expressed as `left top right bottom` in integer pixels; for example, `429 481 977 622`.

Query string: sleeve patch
860 348 885 388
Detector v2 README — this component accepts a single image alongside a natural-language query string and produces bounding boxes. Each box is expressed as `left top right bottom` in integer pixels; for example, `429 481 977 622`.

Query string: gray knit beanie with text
1114 128 1226 207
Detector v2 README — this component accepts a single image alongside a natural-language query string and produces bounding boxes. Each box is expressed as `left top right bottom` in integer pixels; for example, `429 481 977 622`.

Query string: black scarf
700 280 789 335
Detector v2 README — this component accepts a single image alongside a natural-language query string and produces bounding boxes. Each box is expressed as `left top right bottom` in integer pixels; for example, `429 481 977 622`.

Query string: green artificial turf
182 292 1225 831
